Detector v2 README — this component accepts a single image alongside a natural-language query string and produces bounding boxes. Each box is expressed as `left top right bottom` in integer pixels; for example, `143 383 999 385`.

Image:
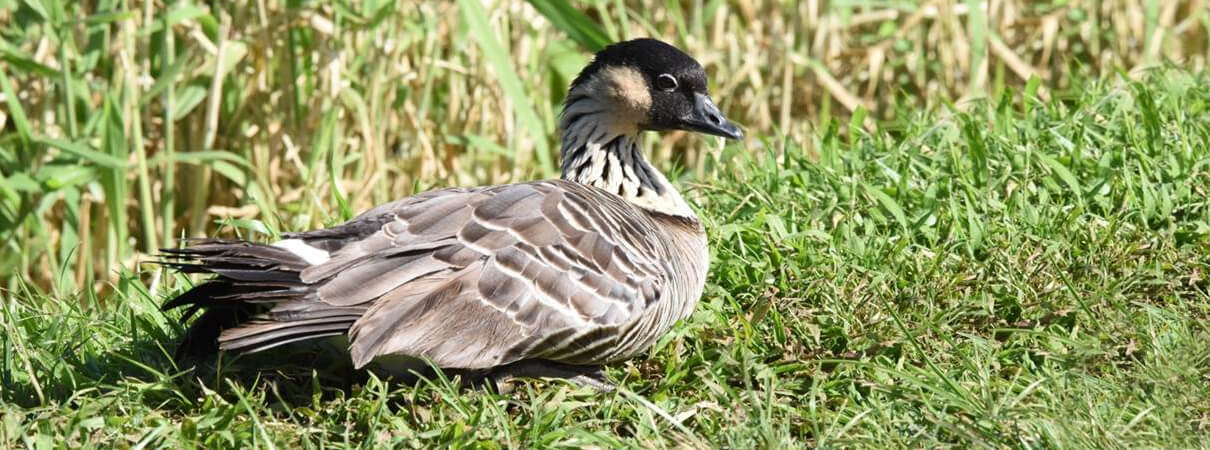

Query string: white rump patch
272 239 330 265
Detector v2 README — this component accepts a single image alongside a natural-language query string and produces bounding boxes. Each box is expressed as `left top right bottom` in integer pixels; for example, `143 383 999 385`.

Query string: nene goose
162 38 742 389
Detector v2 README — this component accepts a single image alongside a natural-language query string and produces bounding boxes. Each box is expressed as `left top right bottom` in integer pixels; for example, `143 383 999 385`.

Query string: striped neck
558 95 696 218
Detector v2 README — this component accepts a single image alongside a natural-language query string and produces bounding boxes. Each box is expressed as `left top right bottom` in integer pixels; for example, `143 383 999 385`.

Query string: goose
161 38 743 389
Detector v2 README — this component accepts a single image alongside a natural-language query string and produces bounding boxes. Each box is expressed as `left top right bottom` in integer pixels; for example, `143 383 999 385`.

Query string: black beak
681 93 744 140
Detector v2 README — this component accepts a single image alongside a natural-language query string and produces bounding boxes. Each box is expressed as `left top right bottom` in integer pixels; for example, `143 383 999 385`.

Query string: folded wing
234 181 671 369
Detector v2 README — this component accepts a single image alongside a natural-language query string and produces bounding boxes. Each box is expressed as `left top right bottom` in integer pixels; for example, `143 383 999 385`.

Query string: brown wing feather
169 181 685 369
280 181 670 369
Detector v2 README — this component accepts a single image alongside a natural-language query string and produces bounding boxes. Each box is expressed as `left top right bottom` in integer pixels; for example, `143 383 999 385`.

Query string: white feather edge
272 238 331 265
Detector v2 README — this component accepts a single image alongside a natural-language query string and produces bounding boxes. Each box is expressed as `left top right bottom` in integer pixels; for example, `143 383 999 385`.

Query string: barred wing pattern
238 180 704 369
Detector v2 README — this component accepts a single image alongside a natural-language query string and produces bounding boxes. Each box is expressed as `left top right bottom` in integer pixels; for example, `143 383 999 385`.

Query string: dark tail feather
173 304 257 362
158 239 358 363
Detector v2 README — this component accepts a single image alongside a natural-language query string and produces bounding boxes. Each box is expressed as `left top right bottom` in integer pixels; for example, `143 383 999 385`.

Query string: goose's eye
655 73 678 92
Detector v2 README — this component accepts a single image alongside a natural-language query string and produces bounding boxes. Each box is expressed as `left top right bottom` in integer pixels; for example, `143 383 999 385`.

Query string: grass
2 0 1210 447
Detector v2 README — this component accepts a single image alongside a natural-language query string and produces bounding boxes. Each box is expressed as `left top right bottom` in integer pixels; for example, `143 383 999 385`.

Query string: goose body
162 38 742 381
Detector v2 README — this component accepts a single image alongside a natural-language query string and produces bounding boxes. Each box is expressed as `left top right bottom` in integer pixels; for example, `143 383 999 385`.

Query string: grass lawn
3 1 1210 448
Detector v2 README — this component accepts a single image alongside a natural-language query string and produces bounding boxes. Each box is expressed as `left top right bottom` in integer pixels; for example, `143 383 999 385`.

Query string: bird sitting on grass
160 38 743 390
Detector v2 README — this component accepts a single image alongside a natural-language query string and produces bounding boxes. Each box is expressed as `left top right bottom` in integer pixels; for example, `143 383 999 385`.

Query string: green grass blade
33 135 128 169
0 68 31 147
459 0 553 175
524 0 612 51
864 184 909 235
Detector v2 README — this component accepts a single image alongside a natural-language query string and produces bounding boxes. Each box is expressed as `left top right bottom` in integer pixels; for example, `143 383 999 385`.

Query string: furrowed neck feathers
557 86 696 218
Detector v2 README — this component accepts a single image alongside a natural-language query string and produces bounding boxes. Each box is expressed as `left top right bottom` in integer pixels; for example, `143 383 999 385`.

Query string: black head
568 38 743 140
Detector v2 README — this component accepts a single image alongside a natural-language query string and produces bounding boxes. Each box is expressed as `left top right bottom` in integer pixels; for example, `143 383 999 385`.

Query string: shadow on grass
0 308 488 413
